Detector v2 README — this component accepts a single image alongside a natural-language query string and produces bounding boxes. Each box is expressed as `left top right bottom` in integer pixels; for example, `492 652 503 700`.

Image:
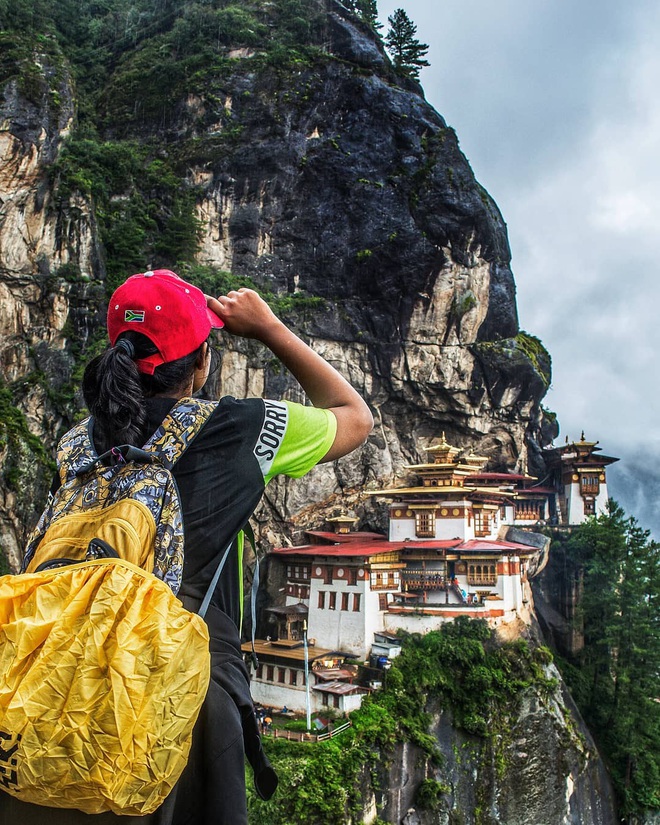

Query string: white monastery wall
566 483 585 524
595 484 609 516
308 577 370 656
498 560 523 611
250 678 308 713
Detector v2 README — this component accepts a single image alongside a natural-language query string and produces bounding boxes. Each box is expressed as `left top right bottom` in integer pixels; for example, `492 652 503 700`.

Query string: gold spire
427 432 461 465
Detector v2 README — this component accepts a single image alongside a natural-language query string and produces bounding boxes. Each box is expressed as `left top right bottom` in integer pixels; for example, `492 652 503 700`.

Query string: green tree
355 0 382 30
385 7 429 79
341 0 383 30
556 502 660 818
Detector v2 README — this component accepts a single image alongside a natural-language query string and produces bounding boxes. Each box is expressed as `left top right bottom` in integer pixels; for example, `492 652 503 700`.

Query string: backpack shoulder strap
57 398 216 483
57 417 96 484
144 397 217 468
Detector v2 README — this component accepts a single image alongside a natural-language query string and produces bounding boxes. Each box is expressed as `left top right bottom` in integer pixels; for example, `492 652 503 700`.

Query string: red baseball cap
107 269 224 375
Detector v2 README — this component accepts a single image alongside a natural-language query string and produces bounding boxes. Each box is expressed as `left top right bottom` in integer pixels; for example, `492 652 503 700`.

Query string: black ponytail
82 331 205 453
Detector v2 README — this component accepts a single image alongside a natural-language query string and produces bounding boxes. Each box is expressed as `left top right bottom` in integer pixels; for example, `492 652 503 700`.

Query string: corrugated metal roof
312 681 364 695
266 604 309 616
241 640 357 662
314 668 356 682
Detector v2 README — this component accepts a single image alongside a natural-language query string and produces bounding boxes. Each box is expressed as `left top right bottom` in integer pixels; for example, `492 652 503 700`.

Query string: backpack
0 397 216 815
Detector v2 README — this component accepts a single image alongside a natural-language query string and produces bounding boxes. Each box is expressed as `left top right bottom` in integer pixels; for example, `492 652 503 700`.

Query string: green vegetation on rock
514 331 551 386
248 619 559 824
0 386 53 491
471 330 552 391
52 136 202 292
415 778 451 810
0 385 55 570
1 0 328 102
178 264 326 318
338 0 382 31
0 29 68 113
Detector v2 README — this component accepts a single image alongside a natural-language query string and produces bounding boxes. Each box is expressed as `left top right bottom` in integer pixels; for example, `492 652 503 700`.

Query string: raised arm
207 289 373 461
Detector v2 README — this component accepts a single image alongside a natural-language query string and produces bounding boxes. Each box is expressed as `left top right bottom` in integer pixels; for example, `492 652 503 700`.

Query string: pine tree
385 8 429 79
339 0 382 31
355 0 381 30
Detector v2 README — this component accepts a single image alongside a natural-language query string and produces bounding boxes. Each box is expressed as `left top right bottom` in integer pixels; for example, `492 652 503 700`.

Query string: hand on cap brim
205 289 280 339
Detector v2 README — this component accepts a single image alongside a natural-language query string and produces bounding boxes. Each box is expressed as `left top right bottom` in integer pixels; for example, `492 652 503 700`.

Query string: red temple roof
271 539 461 557
271 537 533 557
459 539 535 552
466 473 530 482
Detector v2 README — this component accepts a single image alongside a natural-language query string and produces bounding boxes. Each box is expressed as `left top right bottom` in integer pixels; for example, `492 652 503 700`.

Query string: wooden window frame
473 511 490 537
415 511 436 538
467 562 497 586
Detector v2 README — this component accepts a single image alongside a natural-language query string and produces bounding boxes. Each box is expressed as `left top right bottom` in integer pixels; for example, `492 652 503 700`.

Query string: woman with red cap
1 270 372 825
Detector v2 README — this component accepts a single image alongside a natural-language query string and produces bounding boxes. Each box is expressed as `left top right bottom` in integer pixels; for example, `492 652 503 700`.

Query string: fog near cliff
379 0 660 537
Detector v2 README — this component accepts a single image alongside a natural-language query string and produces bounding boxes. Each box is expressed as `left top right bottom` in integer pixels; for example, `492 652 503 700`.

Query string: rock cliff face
378 664 617 825
531 538 586 659
0 0 554 564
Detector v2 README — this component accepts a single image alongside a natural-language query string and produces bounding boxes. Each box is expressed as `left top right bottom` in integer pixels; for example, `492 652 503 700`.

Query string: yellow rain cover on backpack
0 397 217 814
0 558 210 815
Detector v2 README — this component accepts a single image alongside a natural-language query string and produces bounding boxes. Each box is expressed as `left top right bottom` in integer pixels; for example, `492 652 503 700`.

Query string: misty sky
378 0 660 536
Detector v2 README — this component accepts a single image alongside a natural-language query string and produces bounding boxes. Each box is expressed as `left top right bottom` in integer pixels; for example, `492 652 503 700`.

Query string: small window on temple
584 499 596 515
581 475 600 492
353 593 362 612
277 668 286 684
289 669 297 686
474 511 490 536
347 568 357 586
341 592 349 611
379 593 388 611
318 591 325 609
266 665 274 682
415 511 436 538
329 591 337 610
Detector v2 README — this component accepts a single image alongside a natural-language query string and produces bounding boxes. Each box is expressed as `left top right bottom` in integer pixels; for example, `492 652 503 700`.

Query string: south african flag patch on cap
125 310 145 322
